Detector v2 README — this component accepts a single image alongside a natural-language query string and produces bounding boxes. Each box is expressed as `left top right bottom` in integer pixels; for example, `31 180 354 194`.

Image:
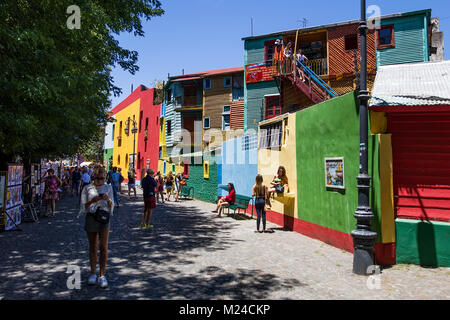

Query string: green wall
104 148 113 170
295 92 382 239
396 219 450 267
187 154 219 203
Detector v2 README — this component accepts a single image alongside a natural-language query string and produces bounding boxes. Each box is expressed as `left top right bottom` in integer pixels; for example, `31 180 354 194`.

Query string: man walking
141 169 157 229
71 167 82 196
111 167 121 208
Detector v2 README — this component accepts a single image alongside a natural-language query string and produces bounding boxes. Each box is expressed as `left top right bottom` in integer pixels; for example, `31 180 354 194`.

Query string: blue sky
109 0 450 109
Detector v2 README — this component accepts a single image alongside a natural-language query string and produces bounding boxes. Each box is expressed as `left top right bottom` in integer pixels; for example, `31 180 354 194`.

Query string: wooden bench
179 186 194 200
226 194 253 218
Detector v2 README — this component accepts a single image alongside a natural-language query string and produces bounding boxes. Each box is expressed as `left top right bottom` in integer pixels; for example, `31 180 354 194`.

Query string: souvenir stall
3 164 23 231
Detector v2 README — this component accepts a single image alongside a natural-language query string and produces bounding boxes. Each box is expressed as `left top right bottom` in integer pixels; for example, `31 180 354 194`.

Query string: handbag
91 207 110 224
274 184 284 193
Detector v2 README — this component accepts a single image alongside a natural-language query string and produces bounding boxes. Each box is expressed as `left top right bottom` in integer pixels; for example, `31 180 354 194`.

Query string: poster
325 157 345 189
5 165 23 230
5 207 20 231
245 62 275 84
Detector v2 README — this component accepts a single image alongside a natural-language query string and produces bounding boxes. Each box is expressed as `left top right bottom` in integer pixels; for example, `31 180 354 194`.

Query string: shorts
128 183 135 188
144 196 156 210
84 213 109 233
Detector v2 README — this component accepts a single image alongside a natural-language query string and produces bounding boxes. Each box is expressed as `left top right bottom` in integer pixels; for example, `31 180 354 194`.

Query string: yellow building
112 99 140 175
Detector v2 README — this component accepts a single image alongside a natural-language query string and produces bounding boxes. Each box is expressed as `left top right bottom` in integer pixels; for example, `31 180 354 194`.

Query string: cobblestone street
0 188 449 300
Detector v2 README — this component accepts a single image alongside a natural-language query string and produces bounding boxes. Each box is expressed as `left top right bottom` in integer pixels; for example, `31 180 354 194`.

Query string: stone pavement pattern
0 187 449 300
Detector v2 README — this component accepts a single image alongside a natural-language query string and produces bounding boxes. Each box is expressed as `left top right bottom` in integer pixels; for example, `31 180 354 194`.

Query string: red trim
377 25 395 50
371 105 450 113
264 96 281 119
241 205 396 265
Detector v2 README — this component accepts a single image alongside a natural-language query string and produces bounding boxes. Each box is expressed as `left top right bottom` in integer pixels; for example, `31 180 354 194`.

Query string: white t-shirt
79 183 114 216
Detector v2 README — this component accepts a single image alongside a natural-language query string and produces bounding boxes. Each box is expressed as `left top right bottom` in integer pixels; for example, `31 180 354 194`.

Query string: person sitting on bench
212 183 235 218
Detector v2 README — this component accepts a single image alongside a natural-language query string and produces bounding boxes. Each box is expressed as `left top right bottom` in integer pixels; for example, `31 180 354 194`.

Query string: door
389 112 450 222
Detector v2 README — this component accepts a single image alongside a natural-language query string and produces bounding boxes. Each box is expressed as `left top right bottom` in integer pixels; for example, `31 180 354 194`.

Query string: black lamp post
351 0 377 275
125 117 138 170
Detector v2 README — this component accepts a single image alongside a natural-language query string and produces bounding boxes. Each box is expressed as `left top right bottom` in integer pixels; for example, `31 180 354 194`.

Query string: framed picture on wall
325 157 345 189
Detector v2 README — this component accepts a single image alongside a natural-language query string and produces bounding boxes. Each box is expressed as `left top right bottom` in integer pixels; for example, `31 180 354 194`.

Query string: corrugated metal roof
369 60 450 107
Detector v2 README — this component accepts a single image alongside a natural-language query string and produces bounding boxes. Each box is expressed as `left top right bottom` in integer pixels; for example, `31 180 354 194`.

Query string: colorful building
370 60 450 267
109 85 161 183
242 9 435 132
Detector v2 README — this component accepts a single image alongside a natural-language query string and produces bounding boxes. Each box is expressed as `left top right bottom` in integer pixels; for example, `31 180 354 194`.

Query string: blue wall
219 135 258 197
377 11 430 66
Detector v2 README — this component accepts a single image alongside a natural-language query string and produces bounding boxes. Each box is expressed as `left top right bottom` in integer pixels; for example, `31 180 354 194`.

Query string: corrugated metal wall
377 15 428 66
230 100 244 130
203 75 232 129
246 81 279 131
389 112 450 222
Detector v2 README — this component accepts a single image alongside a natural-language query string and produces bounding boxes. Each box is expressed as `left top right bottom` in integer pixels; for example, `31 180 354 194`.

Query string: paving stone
0 188 448 299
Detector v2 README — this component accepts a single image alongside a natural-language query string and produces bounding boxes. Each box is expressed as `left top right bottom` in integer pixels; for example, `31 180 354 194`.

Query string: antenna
251 17 253 36
297 18 308 28
131 84 133 93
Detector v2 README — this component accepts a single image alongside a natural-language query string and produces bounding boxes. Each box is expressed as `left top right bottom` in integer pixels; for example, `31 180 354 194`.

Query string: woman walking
252 174 268 233
165 171 174 201
43 169 62 217
154 171 164 203
80 166 114 288
127 169 137 200
212 183 236 218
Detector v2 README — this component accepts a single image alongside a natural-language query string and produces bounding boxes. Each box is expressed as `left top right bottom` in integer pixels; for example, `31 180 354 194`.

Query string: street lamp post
351 0 377 275
124 117 138 170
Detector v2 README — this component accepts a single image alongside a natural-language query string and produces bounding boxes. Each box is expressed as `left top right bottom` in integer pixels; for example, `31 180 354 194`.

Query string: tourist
295 49 308 81
110 167 121 208
212 183 236 218
118 168 125 194
165 171 174 201
267 166 289 209
284 41 294 74
273 39 284 75
79 165 114 288
141 169 157 229
127 169 137 200
72 167 82 196
155 171 165 203
106 166 113 184
174 173 183 202
43 168 62 217
252 174 268 233
81 167 91 192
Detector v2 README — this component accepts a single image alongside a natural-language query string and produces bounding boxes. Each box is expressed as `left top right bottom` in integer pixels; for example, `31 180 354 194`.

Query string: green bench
179 186 194 200
226 194 253 217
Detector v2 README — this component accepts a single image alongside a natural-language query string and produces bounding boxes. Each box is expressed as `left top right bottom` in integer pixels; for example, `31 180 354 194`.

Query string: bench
179 186 194 200
226 194 253 218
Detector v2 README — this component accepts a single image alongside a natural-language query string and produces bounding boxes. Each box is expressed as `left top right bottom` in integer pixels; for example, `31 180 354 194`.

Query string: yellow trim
379 134 395 243
370 111 387 134
204 161 210 179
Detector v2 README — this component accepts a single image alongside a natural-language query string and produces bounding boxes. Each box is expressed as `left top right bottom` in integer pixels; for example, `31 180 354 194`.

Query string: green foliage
0 0 164 163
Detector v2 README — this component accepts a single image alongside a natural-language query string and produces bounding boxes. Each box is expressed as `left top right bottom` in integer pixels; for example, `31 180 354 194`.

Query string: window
344 34 358 51
222 106 231 131
264 40 276 63
204 78 211 89
112 124 115 140
203 117 210 129
167 120 172 135
139 111 143 132
172 163 176 173
377 25 395 49
125 154 128 167
137 152 140 169
156 116 159 125
145 117 149 129
242 134 258 151
167 88 172 102
117 155 121 165
259 121 282 150
264 95 281 119
159 147 162 159
224 77 232 87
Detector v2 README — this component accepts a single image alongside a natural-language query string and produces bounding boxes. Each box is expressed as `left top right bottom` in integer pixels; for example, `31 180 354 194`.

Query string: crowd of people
273 39 309 80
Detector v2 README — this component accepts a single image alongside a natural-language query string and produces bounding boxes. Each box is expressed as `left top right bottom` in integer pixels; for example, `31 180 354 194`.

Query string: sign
325 157 345 189
245 62 274 84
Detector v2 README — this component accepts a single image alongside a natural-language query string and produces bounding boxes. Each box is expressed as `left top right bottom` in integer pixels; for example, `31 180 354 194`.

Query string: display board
5 165 23 230
324 157 345 189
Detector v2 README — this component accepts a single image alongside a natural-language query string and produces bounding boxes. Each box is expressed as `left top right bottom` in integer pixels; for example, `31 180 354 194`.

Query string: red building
136 86 162 182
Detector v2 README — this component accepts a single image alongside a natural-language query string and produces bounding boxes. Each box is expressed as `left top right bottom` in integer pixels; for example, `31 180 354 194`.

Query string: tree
0 0 164 167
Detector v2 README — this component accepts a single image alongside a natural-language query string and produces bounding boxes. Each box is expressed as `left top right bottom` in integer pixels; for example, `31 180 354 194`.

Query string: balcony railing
306 58 327 76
